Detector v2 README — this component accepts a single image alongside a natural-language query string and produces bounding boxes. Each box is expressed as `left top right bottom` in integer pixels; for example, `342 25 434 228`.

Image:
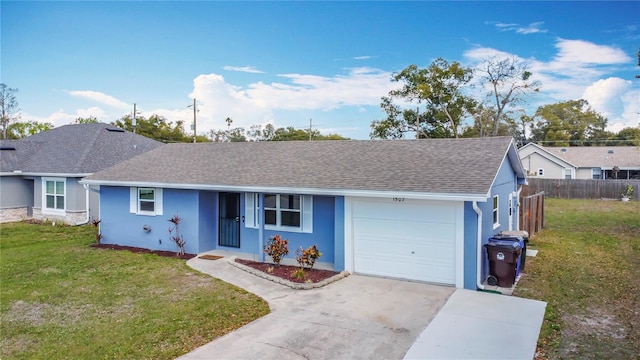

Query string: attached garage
348 198 464 286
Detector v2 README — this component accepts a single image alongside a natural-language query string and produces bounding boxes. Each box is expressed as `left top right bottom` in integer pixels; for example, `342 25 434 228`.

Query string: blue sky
2 1 639 139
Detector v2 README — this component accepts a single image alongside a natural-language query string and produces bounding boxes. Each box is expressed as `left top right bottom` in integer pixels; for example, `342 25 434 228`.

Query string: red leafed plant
168 214 186 256
295 245 322 270
263 234 289 266
91 218 103 244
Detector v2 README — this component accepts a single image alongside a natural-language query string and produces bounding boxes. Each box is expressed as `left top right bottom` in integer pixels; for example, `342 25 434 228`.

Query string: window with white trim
592 168 601 179
564 168 572 179
492 195 499 228
245 193 312 233
130 187 163 216
43 178 65 213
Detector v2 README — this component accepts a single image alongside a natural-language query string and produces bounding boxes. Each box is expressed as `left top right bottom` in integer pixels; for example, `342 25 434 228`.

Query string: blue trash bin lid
486 239 522 249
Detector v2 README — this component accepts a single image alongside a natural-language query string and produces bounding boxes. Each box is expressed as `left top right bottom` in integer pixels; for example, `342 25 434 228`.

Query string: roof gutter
473 201 485 291
78 179 489 202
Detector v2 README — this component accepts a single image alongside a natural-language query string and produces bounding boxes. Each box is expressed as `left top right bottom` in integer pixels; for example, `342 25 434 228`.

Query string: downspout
77 184 92 225
516 185 523 230
258 193 265 262
472 201 485 290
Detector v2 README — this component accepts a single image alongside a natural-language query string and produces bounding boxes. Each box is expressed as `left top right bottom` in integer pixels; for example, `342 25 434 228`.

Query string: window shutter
245 193 256 228
130 187 137 213
302 195 313 233
155 189 163 215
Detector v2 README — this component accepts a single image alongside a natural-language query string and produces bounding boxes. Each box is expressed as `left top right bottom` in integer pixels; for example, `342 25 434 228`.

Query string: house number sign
393 197 405 202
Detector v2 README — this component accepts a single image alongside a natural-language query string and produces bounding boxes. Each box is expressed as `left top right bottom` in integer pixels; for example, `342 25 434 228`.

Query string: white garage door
352 198 459 285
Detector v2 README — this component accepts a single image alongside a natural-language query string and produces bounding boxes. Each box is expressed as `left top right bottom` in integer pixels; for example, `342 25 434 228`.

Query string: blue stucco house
80 137 526 290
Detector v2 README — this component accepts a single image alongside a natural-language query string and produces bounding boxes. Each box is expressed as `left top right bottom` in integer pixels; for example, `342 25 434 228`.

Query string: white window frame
564 168 573 179
537 168 544 176
492 195 500 229
130 187 163 216
245 193 312 233
592 168 601 180
42 177 66 214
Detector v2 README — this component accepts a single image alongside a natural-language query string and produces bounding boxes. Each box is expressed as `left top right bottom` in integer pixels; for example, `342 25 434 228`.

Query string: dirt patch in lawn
235 259 340 284
90 243 196 260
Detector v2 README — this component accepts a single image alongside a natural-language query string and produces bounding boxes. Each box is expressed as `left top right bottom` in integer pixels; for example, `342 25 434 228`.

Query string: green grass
0 222 269 359
514 199 640 359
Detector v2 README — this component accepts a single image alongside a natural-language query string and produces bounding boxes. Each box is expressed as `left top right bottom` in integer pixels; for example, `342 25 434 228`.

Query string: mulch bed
89 243 196 260
235 259 340 283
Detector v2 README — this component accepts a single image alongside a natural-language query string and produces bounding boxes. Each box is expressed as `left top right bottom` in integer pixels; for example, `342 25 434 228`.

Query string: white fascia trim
79 179 488 202
9 172 93 178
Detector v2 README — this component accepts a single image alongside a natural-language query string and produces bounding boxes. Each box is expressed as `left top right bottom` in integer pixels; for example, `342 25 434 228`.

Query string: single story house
80 137 527 290
518 142 640 180
0 123 163 224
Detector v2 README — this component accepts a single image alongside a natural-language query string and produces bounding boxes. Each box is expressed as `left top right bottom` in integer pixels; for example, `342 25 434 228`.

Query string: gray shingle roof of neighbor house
83 136 524 197
542 146 640 168
0 123 163 174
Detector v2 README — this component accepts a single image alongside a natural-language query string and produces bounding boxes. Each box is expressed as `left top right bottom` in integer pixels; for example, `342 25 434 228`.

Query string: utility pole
133 103 137 134
192 98 196 143
309 118 312 141
187 98 197 143
415 107 420 139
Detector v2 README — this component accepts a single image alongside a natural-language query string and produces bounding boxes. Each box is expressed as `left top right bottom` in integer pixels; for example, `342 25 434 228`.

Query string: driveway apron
179 257 454 360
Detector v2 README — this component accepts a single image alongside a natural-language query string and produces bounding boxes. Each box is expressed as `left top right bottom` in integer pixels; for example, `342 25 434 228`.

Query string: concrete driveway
179 256 454 360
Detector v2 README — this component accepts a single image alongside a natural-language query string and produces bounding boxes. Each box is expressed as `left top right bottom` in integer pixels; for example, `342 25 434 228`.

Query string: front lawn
515 199 640 359
0 222 269 359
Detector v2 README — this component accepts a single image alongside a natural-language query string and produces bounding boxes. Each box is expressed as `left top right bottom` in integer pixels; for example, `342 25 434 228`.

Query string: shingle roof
84 137 521 196
541 146 640 168
0 123 163 174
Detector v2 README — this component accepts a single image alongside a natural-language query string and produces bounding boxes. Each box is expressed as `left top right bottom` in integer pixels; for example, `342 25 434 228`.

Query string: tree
0 84 21 139
370 59 476 139
609 127 640 146
530 100 608 146
73 116 100 124
476 57 541 136
6 121 54 139
112 114 197 143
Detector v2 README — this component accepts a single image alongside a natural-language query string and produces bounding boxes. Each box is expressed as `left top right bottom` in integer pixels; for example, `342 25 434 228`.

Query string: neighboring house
0 123 163 224
518 143 640 180
81 137 526 290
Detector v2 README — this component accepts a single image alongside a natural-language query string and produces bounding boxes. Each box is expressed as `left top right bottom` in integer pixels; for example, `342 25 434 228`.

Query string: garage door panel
352 199 458 285
353 201 456 224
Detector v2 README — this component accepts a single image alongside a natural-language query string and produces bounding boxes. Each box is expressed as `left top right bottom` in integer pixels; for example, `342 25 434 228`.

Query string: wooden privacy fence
520 192 545 237
521 178 640 199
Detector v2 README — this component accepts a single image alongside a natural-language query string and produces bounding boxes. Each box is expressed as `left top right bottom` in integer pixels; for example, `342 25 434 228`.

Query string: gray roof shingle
542 146 640 168
84 137 520 196
0 123 163 174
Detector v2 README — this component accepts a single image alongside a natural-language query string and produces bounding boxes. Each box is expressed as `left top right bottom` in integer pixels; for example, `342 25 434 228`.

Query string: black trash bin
491 234 526 276
484 240 522 288
499 230 529 272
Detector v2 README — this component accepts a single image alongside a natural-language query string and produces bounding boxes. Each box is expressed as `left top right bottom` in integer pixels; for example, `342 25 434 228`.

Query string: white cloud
182 68 395 136
67 90 129 109
583 78 640 132
488 21 547 34
551 39 631 66
353 56 373 60
23 106 108 128
222 66 264 74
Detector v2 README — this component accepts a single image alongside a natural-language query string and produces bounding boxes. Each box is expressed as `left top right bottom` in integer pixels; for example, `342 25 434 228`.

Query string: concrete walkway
404 289 546 359
179 255 454 360
180 254 546 360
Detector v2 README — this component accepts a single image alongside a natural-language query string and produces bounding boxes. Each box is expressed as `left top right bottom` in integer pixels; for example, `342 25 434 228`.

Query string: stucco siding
520 153 567 178
463 202 478 290
99 186 202 254
241 195 336 268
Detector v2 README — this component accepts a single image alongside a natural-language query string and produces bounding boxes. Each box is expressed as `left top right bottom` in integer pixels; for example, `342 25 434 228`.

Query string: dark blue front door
219 193 240 248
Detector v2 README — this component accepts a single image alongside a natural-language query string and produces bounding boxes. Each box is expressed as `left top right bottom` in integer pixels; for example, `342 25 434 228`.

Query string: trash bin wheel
487 275 498 286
